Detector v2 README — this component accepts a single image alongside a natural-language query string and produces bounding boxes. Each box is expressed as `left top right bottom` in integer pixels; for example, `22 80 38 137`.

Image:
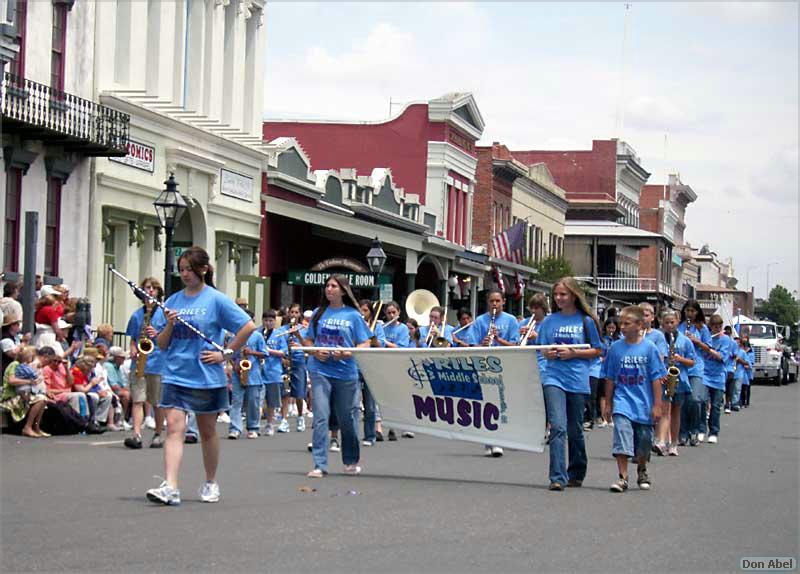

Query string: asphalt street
2 383 798 574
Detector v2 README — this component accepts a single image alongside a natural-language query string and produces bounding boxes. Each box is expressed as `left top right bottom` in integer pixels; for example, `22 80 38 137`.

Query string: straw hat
1 312 21 328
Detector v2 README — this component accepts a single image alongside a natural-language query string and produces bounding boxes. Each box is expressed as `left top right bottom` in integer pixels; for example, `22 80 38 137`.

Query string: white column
94 0 117 93
146 0 177 100
184 0 206 113
222 1 245 129
127 1 148 90
203 0 225 120
250 5 266 136
172 0 187 106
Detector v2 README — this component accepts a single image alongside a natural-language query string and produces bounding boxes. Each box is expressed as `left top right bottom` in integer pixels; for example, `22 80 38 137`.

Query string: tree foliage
530 256 574 284
761 284 799 329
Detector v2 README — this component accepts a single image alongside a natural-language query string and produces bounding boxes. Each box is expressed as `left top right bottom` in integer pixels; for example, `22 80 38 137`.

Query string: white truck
732 315 793 386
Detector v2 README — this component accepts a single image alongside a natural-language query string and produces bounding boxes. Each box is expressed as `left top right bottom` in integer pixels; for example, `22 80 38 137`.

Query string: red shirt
70 367 89 391
35 304 63 326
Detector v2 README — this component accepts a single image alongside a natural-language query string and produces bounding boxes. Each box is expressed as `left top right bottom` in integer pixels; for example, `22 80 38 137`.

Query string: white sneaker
198 481 220 503
707 435 718 444
597 420 609 428
296 417 306 432
491 446 504 458
143 416 156 430
306 411 314 419
122 421 133 431
330 438 341 452
724 407 732 414
277 418 290 433
401 431 415 438
484 446 494 457
217 413 231 424
146 480 180 505
264 425 275 437
697 433 706 443
343 464 362 475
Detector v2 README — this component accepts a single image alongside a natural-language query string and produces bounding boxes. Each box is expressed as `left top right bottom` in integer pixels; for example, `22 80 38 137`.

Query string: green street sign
288 270 391 287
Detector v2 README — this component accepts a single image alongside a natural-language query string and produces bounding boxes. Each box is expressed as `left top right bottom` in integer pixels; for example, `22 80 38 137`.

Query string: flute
108 265 225 353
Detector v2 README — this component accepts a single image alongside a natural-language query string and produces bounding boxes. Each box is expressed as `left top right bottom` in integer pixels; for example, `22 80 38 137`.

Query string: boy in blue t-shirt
602 306 667 493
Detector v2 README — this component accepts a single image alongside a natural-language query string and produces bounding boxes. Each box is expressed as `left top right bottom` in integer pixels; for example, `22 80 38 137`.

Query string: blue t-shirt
602 339 668 424
419 323 456 346
14 363 37 380
467 311 520 346
645 329 669 363
231 329 267 387
383 322 410 348
305 306 372 380
734 347 748 380
261 327 288 384
702 334 730 390
126 306 167 376
154 286 251 389
678 322 711 378
743 348 754 383
370 321 387 347
536 312 602 394
723 336 738 373
277 323 307 366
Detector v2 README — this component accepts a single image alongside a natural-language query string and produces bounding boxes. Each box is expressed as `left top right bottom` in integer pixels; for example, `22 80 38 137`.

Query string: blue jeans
310 372 360 472
732 378 743 406
230 383 262 433
543 385 588 485
685 376 707 437
361 373 377 442
706 387 724 436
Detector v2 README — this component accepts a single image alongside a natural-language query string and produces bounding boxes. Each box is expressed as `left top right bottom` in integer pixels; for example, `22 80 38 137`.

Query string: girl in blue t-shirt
146 247 256 506
702 315 728 443
358 299 386 445
302 275 371 478
597 316 620 428
679 300 713 446
536 277 602 491
740 334 754 407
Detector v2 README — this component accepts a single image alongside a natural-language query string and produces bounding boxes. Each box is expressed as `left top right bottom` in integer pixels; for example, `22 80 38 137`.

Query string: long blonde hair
552 277 601 334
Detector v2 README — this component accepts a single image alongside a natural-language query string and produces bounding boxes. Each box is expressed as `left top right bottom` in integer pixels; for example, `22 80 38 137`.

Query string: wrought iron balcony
1 72 129 156
576 275 675 297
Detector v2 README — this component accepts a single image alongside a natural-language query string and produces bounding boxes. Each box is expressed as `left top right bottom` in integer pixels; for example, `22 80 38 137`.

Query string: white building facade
90 0 269 328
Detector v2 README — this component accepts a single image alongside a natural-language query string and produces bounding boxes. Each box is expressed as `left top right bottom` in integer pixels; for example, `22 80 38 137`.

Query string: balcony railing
576 276 675 297
1 72 129 156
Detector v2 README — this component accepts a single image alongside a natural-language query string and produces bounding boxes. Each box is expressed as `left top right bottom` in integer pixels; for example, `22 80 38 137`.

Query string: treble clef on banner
407 358 427 389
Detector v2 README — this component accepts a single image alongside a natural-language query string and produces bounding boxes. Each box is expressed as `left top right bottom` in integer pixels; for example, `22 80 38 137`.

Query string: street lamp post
366 236 387 302
765 261 779 299
153 174 188 297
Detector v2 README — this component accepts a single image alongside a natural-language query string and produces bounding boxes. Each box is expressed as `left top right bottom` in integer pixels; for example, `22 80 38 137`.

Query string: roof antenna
614 3 632 138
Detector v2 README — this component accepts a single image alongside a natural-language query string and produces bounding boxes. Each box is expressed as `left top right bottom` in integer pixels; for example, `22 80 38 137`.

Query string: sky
263 2 799 300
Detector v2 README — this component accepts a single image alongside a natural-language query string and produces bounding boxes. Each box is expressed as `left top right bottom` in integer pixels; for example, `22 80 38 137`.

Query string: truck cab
733 316 784 385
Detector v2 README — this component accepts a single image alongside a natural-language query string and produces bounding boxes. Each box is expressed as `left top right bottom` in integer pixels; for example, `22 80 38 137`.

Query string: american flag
491 221 526 264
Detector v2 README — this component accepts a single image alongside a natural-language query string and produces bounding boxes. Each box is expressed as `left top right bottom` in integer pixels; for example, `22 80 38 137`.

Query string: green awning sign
288 270 391 287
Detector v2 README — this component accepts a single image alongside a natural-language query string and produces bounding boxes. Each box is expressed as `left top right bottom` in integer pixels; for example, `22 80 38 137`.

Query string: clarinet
486 308 498 346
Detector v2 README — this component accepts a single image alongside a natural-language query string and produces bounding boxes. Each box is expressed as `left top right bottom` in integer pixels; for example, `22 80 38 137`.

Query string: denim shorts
263 382 282 409
663 388 688 405
159 383 229 414
289 361 307 399
612 414 653 459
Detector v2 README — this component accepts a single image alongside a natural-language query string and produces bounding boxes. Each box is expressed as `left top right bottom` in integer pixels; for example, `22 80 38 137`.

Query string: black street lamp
366 236 387 301
153 173 187 297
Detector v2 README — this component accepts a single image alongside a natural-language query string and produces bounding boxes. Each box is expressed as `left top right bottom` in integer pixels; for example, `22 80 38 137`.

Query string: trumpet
665 332 680 397
135 305 155 379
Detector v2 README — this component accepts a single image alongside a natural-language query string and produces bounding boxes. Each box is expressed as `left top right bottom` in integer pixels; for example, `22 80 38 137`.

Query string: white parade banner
304 345 585 453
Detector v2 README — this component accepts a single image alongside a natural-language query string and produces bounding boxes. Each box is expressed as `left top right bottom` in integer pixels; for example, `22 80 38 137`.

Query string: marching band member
656 309 696 456
639 303 669 454
382 301 415 439
228 309 267 440
260 310 288 436
536 277 602 491
452 308 474 347
602 306 666 493
358 299 386 445
467 289 520 457
406 318 422 348
418 307 455 347
382 301 410 348
277 303 308 433
739 333 754 407
124 277 166 450
302 275 372 478
701 315 729 445
520 293 551 437
146 246 256 506
678 300 712 445
597 317 620 428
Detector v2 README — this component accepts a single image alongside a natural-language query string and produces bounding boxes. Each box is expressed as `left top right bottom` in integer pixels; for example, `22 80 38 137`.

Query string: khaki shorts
130 374 162 404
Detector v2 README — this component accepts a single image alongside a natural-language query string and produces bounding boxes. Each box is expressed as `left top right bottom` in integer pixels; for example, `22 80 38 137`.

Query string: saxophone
135 305 155 379
238 351 251 387
665 331 680 398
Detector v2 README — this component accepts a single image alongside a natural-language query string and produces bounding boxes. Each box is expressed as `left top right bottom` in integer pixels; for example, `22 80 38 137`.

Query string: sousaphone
405 289 440 327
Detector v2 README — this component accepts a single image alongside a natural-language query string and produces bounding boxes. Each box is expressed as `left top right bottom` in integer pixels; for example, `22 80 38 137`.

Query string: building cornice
350 204 429 234
207 202 263 227
266 171 324 200
513 177 569 214
427 141 478 181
